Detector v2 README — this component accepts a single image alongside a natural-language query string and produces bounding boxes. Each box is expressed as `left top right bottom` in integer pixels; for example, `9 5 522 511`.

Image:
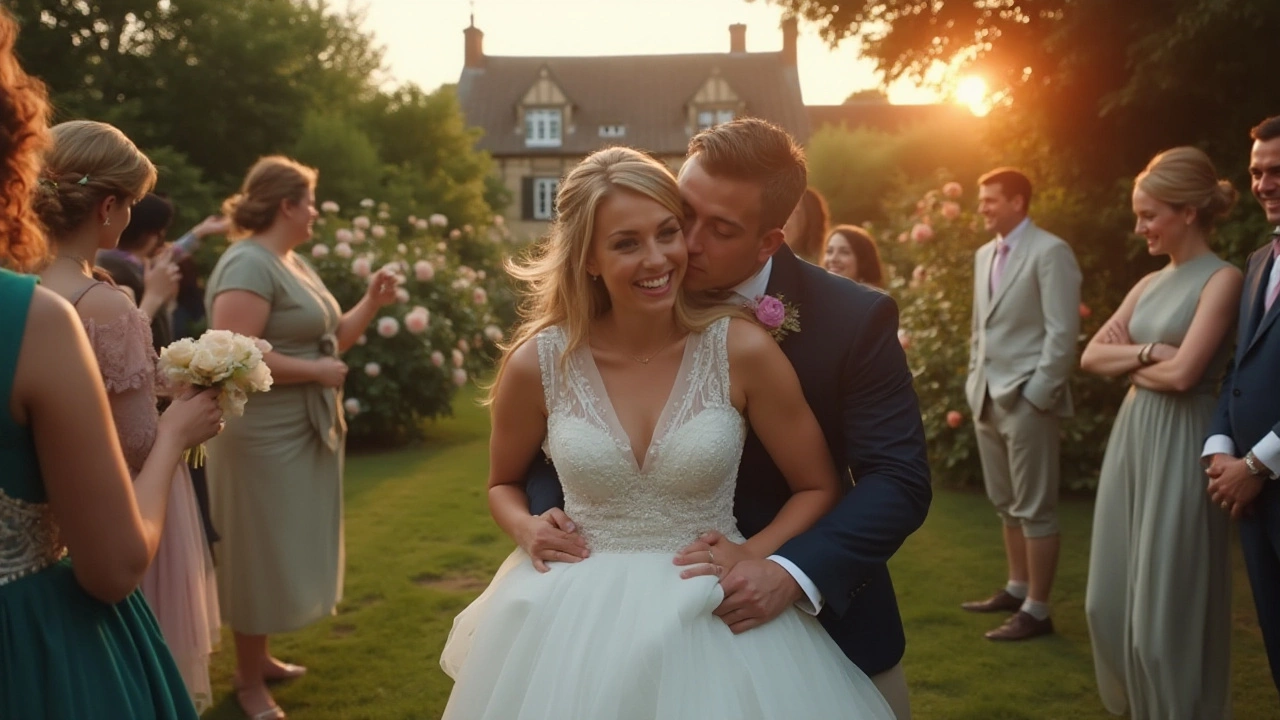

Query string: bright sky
360 0 941 106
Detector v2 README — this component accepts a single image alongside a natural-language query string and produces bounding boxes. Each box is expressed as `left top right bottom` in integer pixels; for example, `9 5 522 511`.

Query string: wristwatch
1244 451 1279 480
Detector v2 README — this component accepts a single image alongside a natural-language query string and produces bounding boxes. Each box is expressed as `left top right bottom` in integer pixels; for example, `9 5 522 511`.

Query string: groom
525 118 931 719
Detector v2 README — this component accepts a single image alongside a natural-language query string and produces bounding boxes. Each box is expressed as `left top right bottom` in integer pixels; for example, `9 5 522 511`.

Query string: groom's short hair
1251 116 1280 142
687 118 807 235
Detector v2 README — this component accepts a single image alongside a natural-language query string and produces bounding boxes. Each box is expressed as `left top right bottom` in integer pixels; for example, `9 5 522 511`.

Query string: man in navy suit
524 118 931 718
1205 115 1280 695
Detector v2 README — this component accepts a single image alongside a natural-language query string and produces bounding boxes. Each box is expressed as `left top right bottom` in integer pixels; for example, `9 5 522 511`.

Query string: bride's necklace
624 328 681 365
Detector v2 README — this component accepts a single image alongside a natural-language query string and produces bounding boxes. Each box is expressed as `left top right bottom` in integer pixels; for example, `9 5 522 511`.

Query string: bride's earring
102 217 111 227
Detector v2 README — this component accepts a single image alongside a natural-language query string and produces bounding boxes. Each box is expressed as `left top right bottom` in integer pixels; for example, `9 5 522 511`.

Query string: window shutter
522 177 535 220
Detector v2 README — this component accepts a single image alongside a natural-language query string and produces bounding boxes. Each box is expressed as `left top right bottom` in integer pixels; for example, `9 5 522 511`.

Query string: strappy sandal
263 662 307 683
234 684 287 720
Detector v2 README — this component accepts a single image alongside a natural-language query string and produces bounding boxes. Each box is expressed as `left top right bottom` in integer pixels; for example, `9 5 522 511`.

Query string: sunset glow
955 75 992 116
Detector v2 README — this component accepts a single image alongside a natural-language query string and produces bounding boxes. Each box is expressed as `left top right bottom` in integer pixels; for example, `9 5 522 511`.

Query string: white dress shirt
1202 228 1280 475
728 258 825 615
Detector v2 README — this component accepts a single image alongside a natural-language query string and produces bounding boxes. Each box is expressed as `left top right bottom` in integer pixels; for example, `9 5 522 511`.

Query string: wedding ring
1221 501 1230 510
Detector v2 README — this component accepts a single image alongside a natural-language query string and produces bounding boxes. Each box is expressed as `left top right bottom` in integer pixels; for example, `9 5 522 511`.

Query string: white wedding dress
440 318 893 719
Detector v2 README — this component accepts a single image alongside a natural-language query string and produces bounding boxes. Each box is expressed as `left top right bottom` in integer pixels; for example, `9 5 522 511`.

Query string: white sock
1005 581 1028 599
1021 599 1050 620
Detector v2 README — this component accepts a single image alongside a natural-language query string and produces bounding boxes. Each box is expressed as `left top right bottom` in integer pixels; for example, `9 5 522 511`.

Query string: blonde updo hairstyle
490 146 734 401
33 120 157 241
1135 146 1237 229
222 155 317 239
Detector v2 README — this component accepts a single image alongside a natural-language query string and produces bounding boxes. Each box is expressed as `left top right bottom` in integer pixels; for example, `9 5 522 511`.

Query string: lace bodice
538 318 747 553
83 308 160 473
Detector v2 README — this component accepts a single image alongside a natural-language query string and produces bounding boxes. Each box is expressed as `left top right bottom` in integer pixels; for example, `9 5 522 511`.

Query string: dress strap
0 270 37 427
68 280 112 307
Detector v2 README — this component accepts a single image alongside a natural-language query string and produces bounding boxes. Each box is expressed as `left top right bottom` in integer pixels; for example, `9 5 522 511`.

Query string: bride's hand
516 508 590 573
673 530 752 579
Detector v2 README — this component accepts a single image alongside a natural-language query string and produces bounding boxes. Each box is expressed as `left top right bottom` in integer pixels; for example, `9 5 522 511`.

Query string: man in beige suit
962 168 1081 641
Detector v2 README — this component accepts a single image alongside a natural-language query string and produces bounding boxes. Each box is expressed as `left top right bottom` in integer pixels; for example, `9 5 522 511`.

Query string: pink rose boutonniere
748 293 801 342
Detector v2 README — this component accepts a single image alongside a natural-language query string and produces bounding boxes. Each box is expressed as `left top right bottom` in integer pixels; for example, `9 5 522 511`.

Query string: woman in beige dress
205 156 399 720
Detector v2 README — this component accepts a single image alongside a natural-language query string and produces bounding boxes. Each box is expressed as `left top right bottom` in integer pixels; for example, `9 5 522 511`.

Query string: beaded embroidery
0 489 66 586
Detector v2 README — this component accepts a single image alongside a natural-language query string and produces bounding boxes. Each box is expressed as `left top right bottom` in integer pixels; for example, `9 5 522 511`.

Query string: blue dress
0 268 197 719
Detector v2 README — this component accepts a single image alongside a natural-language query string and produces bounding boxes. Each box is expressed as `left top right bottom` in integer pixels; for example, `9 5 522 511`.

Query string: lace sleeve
82 310 157 393
83 309 159 473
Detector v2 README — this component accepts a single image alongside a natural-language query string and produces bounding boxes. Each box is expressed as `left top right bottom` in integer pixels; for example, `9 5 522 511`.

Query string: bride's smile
584 189 686 312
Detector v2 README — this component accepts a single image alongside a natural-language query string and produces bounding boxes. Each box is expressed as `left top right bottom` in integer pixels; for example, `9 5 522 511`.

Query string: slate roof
458 52 809 157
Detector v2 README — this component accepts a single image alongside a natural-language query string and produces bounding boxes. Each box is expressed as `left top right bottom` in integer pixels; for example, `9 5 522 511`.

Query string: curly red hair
0 7 50 272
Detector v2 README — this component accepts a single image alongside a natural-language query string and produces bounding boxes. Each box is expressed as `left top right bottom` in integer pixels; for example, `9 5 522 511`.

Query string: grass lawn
200 390 1280 719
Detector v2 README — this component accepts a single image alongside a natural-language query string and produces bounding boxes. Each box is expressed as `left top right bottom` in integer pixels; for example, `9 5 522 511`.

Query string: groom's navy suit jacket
527 245 933 676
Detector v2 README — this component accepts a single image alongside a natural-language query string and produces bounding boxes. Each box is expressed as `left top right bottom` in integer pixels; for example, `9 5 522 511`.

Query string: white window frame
532 178 559 220
696 107 736 131
525 108 563 148
598 124 627 138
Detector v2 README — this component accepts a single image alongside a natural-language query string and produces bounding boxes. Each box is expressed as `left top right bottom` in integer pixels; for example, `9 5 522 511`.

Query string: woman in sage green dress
1081 147 1243 719
0 14 224 715
205 156 401 720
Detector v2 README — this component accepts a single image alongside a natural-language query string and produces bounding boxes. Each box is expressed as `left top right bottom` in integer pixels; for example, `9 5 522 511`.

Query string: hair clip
77 175 90 185
37 178 57 189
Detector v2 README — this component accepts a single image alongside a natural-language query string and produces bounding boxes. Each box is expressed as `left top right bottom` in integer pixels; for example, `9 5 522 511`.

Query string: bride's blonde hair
490 146 737 402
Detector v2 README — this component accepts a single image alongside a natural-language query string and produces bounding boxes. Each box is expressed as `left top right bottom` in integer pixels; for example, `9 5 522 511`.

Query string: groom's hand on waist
714 560 803 634
516 508 589 573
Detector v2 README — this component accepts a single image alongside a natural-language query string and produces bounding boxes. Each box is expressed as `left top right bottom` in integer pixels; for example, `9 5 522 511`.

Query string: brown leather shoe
985 610 1054 641
960 589 1023 613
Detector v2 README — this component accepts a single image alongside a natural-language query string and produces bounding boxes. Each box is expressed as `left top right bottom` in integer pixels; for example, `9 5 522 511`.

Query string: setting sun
955 75 991 116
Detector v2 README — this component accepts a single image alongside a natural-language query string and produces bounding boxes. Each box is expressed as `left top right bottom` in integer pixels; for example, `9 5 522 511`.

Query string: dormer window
697 109 736 131
525 108 563 147
598 125 627 138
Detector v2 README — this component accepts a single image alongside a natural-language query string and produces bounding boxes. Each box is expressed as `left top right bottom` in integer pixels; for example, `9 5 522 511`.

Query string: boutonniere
747 293 801 342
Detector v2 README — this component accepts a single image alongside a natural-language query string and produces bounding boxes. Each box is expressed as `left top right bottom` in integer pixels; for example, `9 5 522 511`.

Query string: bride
441 147 893 719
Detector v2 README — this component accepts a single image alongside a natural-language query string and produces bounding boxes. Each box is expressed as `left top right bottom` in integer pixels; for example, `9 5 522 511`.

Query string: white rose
161 338 198 368
242 360 273 392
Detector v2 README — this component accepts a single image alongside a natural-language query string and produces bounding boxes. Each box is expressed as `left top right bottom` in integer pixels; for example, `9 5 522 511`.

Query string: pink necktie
1266 238 1280 313
989 241 1010 296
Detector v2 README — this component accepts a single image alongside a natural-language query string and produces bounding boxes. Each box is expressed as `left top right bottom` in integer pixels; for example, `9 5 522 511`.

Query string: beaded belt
0 489 67 586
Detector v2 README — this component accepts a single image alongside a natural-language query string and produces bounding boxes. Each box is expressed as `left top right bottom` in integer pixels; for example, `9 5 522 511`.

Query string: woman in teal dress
1081 147 1243 719
0 10 223 717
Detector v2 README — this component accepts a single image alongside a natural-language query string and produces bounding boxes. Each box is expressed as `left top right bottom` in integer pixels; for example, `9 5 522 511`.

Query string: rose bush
304 201 517 447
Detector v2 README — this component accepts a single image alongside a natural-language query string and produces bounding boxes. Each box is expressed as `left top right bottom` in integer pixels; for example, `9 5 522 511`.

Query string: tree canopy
11 0 499 229
765 0 1280 185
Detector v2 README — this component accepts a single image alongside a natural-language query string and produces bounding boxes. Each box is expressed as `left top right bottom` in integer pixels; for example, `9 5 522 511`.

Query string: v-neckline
578 333 696 473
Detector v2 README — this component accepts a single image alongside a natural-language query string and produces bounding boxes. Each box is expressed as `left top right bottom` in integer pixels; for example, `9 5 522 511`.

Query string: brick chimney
464 16 485 69
729 23 746 53
780 16 798 66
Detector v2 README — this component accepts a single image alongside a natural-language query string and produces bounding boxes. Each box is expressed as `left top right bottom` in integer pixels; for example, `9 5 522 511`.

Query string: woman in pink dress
34 120 221 712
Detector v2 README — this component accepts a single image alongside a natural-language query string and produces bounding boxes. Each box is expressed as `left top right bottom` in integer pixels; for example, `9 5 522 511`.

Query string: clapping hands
365 267 401 307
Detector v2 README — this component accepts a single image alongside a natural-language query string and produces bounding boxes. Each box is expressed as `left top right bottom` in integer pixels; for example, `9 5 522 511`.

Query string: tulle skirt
441 549 893 720
139 465 220 713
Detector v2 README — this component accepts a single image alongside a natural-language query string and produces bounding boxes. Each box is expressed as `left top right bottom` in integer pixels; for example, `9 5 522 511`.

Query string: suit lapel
986 229 1031 319
764 245 804 354
975 242 994 318
1245 249 1279 354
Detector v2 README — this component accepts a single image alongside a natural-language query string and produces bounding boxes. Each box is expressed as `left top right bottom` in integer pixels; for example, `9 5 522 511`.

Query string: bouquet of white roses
158 329 275 465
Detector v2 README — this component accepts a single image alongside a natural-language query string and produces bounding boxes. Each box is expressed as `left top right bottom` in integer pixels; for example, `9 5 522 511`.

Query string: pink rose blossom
896 232 908 243
946 410 963 429
377 210 389 220
429 213 448 227
451 368 468 386
436 242 447 252
352 229 366 243
352 257 372 278
395 287 410 304
356 334 367 346
364 362 381 378
451 349 464 368
397 243 407 253
334 242 353 259
414 260 435 282
941 201 961 220
472 287 488 305
897 330 912 350
405 308 429 334
457 338 470 353
449 229 461 240
910 223 934 243
407 215 418 224
484 325 503 342
911 265 928 286
376 316 400 338
353 215 371 230
753 295 786 329
311 244 329 258
430 350 445 367
335 228 353 243
942 182 963 199
371 225 387 239
321 201 340 214
360 198 375 209
343 398 360 415
463 224 473 234
415 219 429 231
493 215 505 226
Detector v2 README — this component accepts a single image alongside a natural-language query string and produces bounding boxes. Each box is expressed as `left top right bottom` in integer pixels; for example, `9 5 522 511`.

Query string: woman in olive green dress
206 156 400 720
1081 147 1242 719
